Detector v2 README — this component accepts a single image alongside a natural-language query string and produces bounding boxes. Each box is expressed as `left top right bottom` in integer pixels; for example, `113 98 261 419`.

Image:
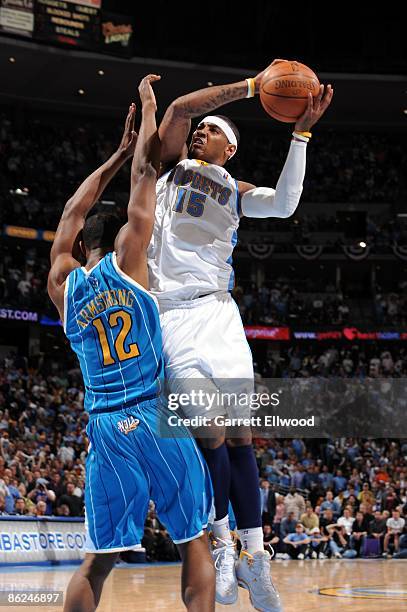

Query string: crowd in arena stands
254 344 407 379
0 350 406 562
0 243 50 311
232 130 405 206
1 110 406 233
374 287 407 325
233 280 350 326
256 437 407 559
240 212 407 248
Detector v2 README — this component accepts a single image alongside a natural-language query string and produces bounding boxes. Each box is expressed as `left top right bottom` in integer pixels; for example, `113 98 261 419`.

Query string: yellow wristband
246 78 256 98
294 130 312 138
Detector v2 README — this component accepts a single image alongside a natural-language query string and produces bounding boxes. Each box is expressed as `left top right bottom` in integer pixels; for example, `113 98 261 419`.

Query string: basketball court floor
1 559 406 611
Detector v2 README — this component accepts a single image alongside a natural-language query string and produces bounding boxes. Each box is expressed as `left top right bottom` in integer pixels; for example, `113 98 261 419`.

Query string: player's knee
82 553 117 579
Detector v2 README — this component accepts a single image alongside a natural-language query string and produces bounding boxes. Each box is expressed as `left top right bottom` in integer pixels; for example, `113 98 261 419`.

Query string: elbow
170 99 186 117
142 162 158 178
275 188 303 218
133 161 157 182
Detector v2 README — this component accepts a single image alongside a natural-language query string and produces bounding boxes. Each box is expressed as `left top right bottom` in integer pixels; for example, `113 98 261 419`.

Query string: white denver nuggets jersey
148 158 240 301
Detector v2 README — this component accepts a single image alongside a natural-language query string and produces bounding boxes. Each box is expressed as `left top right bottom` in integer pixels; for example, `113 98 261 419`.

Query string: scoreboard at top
35 0 100 50
0 0 133 56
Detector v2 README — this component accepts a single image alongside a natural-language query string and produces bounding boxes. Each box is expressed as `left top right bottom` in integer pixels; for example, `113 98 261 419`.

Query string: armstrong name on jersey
148 158 240 301
76 288 135 329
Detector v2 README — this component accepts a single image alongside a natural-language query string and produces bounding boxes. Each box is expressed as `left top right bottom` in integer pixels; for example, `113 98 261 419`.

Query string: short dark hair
212 114 240 145
82 213 123 251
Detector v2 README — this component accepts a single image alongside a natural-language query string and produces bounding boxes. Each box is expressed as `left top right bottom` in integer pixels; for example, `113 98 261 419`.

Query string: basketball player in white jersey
149 60 333 612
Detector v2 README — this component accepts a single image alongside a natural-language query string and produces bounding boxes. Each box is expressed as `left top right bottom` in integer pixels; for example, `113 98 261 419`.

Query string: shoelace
212 539 235 581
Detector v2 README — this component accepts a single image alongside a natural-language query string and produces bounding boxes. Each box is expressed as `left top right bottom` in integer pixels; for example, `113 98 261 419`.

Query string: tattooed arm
158 60 283 163
158 82 247 163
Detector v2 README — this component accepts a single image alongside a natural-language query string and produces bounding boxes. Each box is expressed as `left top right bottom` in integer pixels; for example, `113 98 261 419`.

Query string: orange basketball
259 60 320 123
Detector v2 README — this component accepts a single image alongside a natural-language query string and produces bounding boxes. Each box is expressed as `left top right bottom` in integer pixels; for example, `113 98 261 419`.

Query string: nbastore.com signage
0 517 85 564
0 307 38 322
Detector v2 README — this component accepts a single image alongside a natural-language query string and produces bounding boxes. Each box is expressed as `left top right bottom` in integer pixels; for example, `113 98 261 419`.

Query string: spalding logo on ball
260 60 320 123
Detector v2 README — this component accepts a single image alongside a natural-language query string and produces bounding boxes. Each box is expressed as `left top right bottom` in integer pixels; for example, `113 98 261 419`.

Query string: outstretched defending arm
47 105 137 317
159 60 284 163
239 84 334 218
115 75 161 289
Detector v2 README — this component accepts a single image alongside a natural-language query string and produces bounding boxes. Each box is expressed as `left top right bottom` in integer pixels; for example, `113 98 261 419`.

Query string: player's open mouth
192 138 205 147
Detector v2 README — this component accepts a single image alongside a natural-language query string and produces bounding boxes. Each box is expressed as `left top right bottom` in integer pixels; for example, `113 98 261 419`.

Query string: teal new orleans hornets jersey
64 252 163 414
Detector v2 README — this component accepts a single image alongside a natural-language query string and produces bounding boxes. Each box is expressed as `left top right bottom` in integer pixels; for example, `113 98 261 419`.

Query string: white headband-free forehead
200 116 238 156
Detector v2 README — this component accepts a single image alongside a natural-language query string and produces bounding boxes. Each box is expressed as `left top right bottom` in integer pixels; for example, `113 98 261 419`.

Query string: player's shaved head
82 213 123 251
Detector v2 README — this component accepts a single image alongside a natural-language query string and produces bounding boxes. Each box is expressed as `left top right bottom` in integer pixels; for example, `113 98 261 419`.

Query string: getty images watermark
165 389 316 430
156 377 407 438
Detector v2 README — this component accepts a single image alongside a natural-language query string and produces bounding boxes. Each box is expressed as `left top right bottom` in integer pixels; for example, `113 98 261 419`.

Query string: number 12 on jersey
92 309 140 366
173 187 206 218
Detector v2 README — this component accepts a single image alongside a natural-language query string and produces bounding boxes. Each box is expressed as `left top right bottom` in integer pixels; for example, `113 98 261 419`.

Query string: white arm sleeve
240 139 307 218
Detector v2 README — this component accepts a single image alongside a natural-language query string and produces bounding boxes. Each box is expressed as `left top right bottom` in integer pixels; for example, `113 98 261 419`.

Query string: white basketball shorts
158 292 254 420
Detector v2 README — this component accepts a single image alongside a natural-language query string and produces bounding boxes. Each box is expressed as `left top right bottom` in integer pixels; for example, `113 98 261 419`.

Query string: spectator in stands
319 465 334 490
13 497 26 515
284 488 306 521
0 493 8 515
280 511 297 540
56 504 70 517
36 500 47 516
283 523 310 560
57 482 83 517
337 506 354 536
358 482 375 507
349 510 369 556
308 527 328 559
263 524 279 554
383 508 405 557
2 473 21 513
17 483 35 514
333 470 347 495
27 478 56 515
320 491 341 519
300 504 319 534
366 509 387 555
259 479 276 526
273 495 285 537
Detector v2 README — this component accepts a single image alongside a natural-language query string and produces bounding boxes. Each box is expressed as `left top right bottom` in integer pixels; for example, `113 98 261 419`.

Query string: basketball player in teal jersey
48 75 215 611
149 60 333 611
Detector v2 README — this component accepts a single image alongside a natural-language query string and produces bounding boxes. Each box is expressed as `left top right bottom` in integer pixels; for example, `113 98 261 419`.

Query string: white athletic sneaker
235 550 283 612
210 535 238 605
318 552 327 559
311 551 318 559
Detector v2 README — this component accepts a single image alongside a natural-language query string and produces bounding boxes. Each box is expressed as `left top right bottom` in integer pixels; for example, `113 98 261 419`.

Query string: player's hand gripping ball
260 60 320 123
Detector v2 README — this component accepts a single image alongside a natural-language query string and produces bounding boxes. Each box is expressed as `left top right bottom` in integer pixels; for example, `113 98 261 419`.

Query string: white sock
212 515 233 543
237 527 264 555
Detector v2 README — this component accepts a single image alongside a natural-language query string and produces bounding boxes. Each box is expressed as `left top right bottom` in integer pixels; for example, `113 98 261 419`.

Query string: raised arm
115 75 161 288
47 105 137 314
158 60 285 163
239 84 334 219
